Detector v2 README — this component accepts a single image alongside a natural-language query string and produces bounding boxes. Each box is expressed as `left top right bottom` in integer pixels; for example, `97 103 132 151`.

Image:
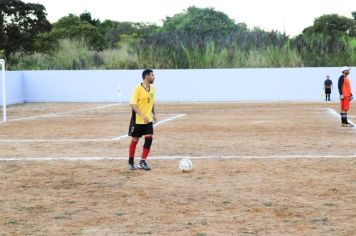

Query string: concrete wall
0 71 24 105
1 67 352 105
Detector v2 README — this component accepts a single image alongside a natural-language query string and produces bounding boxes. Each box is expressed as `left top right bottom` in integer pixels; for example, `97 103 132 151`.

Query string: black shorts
128 119 153 138
325 88 331 94
128 122 153 137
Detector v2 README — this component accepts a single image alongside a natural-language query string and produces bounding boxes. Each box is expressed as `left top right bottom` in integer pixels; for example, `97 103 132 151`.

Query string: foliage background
1 1 356 70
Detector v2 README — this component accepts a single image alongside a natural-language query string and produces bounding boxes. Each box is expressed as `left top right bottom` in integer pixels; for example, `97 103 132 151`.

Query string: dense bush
3 3 355 70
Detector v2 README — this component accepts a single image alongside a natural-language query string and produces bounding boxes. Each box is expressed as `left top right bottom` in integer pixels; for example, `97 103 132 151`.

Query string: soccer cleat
342 123 354 127
138 160 151 171
128 163 137 170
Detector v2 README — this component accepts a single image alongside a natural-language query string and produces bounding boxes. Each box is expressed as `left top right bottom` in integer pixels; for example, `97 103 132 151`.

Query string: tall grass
48 39 96 69
10 40 141 70
10 39 97 70
8 36 353 70
99 45 139 69
346 38 356 66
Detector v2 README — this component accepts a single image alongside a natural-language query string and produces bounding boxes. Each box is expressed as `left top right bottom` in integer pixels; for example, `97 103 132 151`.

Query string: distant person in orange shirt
324 75 333 101
338 66 353 127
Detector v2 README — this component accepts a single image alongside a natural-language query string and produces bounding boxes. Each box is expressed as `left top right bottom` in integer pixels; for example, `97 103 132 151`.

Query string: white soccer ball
179 158 193 172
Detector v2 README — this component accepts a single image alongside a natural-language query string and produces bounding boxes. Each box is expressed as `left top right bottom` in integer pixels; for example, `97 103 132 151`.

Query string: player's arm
152 105 157 123
338 75 344 98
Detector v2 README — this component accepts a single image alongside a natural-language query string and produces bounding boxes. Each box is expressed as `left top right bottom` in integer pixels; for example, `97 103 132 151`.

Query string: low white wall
0 71 24 105
1 67 352 104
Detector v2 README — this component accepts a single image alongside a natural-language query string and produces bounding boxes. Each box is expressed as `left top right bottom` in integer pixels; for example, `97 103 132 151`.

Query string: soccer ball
179 158 193 172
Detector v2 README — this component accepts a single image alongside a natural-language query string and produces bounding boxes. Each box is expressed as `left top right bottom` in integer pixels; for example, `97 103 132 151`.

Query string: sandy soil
0 102 355 235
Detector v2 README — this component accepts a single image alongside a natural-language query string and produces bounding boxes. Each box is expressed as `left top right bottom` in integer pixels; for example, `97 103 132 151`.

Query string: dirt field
0 102 355 235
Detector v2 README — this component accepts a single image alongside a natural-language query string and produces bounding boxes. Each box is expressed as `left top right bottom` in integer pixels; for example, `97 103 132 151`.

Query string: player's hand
350 95 353 101
140 115 149 123
340 95 344 100
153 115 157 124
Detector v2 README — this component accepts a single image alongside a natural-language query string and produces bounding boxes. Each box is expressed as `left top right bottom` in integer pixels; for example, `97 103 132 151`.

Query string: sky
23 0 356 36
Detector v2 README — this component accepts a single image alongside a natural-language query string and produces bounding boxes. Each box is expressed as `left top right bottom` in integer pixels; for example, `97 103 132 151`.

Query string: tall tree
303 14 356 37
41 14 105 50
0 0 51 59
161 6 236 37
80 11 100 26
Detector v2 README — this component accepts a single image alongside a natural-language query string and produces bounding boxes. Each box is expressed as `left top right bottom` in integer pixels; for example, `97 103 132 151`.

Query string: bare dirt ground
0 102 355 235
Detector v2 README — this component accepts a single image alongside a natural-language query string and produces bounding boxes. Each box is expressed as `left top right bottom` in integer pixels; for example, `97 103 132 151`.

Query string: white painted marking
5 103 120 122
112 114 186 141
0 139 112 143
0 114 186 143
0 155 355 161
326 108 355 129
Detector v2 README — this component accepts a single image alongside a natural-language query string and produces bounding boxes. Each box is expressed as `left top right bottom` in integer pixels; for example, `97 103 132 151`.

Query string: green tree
303 14 356 37
0 0 51 59
37 14 105 51
80 11 100 26
161 6 236 37
293 13 356 66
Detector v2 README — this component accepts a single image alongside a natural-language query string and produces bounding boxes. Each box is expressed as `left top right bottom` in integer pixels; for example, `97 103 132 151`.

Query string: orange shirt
342 76 351 97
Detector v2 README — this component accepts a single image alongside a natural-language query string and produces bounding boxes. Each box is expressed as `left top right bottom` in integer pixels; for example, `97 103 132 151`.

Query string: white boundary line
4 103 120 122
0 114 186 143
0 155 355 161
112 114 186 141
0 138 112 143
326 108 355 129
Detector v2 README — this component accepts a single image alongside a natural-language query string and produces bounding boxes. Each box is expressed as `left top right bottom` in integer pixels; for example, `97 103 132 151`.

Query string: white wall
1 68 352 105
0 71 24 105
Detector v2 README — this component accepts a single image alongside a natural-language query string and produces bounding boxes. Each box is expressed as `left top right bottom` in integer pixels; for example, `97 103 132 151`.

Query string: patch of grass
311 217 328 224
66 200 76 204
223 200 231 205
54 214 71 220
115 211 126 216
263 201 273 207
195 233 207 236
138 231 152 235
6 220 19 225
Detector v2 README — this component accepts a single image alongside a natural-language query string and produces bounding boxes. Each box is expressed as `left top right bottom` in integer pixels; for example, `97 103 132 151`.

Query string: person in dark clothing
324 75 333 101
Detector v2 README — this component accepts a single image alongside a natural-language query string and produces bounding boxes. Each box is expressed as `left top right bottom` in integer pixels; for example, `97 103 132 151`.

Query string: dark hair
142 69 153 79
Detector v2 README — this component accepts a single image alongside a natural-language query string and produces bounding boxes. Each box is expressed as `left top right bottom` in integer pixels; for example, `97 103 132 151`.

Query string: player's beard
150 78 154 84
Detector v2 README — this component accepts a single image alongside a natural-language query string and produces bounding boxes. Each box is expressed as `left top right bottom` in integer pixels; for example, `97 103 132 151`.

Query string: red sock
129 140 138 158
141 147 150 160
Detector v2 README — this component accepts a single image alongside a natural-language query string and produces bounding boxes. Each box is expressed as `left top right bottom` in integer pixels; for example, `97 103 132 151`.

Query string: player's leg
341 98 353 127
128 121 143 170
325 88 331 101
128 137 139 170
138 123 153 170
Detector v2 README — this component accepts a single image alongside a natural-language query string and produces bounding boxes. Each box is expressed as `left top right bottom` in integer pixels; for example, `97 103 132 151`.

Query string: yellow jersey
130 83 155 124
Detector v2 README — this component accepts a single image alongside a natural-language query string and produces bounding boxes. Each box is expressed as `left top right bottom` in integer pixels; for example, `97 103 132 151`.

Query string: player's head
342 66 351 75
142 69 154 84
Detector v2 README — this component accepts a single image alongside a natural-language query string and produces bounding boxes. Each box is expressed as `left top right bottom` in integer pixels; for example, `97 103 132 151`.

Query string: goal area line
0 114 186 143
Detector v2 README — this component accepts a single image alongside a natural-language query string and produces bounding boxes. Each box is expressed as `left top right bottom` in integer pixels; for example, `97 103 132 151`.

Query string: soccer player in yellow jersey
128 69 157 170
